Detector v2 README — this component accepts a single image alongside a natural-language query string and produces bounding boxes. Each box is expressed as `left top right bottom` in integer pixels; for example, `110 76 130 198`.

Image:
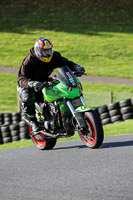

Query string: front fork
66 96 87 131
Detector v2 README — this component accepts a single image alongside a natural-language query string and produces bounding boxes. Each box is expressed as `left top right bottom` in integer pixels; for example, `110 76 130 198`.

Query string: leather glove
28 81 44 92
74 65 85 74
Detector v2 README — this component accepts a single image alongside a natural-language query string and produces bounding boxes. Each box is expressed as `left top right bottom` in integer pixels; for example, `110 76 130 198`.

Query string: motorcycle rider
17 37 85 132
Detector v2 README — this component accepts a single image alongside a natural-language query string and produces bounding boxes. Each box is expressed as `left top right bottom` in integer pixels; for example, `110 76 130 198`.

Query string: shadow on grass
0 0 133 35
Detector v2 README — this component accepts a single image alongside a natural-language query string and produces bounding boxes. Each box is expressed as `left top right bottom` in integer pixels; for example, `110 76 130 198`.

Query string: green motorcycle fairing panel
42 79 83 102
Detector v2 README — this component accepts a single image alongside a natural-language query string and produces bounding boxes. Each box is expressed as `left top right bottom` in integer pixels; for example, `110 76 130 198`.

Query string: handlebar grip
43 82 48 87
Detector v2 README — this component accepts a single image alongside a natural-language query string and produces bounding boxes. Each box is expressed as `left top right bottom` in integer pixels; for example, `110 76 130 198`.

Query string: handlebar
42 71 86 88
42 79 60 88
74 71 86 77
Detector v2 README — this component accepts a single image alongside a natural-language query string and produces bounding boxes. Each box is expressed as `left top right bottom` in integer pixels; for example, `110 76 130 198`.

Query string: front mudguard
74 106 93 130
75 105 93 113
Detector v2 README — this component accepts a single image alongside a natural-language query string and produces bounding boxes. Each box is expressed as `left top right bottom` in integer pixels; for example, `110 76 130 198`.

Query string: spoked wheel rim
80 114 96 147
29 127 46 149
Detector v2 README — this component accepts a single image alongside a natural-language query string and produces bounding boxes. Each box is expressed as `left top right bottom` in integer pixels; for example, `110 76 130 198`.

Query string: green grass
1 119 133 150
0 0 133 78
0 73 18 112
103 120 133 136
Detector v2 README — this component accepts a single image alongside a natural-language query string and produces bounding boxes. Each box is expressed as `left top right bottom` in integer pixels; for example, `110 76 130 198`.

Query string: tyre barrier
0 112 30 144
1 98 133 144
94 98 133 126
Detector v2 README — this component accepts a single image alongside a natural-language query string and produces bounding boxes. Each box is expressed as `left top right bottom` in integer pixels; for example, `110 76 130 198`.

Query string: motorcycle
24 66 104 150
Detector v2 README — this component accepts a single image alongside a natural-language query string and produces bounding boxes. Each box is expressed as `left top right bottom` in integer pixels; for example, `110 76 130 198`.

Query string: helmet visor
41 48 53 58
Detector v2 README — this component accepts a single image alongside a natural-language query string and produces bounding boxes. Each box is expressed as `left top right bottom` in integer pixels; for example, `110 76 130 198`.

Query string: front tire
29 127 57 150
78 111 104 148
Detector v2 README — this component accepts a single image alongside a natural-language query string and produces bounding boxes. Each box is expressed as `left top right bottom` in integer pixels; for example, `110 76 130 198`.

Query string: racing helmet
34 38 53 63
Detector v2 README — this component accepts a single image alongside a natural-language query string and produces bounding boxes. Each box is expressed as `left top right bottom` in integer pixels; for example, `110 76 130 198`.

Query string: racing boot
24 114 39 132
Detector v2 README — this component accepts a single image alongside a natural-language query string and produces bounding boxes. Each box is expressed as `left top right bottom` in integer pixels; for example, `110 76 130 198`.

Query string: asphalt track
1 134 133 200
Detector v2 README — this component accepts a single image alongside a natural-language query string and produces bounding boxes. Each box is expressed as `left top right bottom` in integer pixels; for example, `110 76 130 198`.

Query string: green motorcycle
27 66 104 150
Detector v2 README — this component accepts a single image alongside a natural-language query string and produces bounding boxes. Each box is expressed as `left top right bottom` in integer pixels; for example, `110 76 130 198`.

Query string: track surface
1 134 133 200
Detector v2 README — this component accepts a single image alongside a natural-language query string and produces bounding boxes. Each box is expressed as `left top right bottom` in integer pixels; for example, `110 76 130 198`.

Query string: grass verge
0 1 133 78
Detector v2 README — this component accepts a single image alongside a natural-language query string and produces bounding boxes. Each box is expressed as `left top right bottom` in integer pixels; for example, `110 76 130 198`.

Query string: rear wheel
29 127 57 150
78 111 104 148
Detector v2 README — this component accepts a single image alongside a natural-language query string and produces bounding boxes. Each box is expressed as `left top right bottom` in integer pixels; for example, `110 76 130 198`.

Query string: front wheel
78 111 104 148
29 127 57 150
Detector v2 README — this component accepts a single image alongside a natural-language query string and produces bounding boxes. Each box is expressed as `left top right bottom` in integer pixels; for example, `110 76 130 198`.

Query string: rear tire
29 127 57 150
78 111 104 148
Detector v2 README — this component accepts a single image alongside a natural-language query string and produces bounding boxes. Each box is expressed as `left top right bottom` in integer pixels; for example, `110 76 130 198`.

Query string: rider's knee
21 102 35 115
17 86 35 115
